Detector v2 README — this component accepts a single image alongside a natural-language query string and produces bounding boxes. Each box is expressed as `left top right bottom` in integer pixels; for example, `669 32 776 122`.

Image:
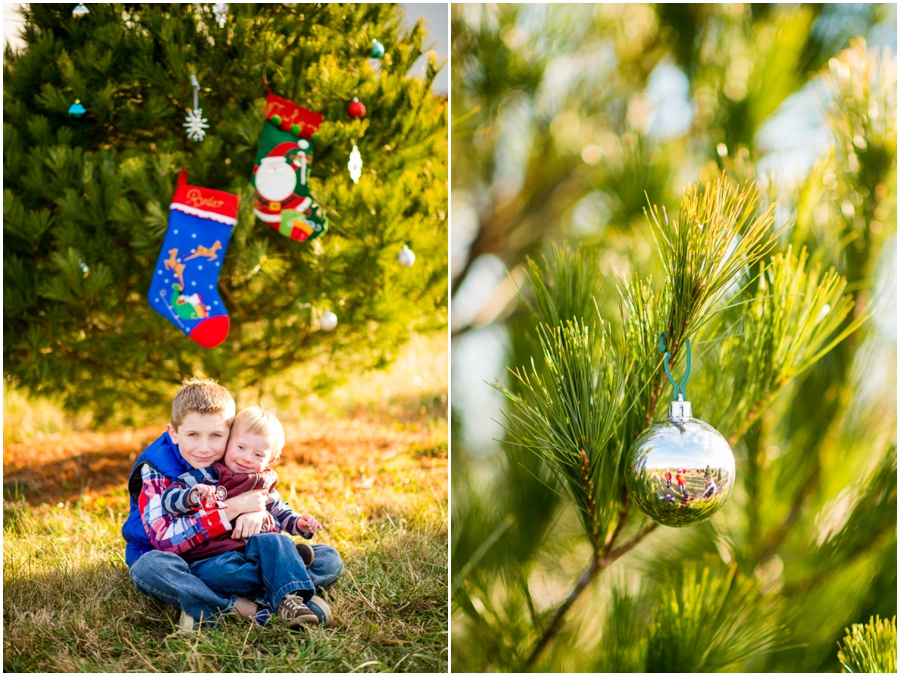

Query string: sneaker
307 595 333 628
277 594 319 627
254 606 273 626
295 541 315 567
178 609 196 632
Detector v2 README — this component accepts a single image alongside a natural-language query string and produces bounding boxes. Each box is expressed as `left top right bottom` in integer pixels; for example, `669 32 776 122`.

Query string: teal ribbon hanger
658 332 691 400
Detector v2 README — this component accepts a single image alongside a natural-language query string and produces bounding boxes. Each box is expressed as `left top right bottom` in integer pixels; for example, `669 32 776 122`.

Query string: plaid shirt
138 463 230 555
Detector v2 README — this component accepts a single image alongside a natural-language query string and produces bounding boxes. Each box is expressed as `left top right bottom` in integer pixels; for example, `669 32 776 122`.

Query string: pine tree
451 5 896 673
3 3 447 420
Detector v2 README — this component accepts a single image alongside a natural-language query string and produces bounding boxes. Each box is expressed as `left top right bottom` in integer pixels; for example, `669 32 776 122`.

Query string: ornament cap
668 398 692 420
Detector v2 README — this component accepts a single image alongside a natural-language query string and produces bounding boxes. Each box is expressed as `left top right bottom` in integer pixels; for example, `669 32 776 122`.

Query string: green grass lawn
3 335 448 673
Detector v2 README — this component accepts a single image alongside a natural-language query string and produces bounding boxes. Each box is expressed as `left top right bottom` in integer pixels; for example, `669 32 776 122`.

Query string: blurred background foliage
450 4 896 672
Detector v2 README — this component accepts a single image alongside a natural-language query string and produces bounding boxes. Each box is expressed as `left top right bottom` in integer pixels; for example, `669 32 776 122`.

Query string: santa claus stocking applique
251 89 328 242
148 171 238 348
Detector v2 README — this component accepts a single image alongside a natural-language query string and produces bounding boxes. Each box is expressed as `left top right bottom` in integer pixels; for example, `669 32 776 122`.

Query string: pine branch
647 176 781 344
758 464 820 564
506 180 789 667
521 553 601 671
646 559 791 672
522 521 660 671
605 483 630 549
703 245 870 445
837 615 897 674
494 315 626 544
580 449 601 552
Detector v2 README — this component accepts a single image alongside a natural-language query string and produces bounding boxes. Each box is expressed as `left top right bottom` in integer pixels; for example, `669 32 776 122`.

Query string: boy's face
167 411 230 469
223 429 274 474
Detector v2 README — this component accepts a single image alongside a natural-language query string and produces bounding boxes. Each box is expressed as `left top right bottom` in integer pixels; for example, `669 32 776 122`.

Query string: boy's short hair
171 378 236 430
232 406 285 459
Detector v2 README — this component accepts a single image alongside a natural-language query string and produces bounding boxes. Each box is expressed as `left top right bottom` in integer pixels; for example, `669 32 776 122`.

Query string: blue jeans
130 549 235 623
190 533 313 611
130 540 343 623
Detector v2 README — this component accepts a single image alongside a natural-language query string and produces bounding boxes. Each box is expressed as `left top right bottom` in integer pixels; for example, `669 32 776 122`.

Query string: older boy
160 407 334 626
122 379 342 628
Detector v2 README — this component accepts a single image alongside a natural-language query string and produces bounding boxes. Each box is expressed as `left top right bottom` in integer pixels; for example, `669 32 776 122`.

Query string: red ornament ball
347 97 366 119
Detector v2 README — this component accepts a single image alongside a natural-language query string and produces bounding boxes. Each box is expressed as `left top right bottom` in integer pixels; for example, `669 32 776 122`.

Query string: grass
3 333 448 673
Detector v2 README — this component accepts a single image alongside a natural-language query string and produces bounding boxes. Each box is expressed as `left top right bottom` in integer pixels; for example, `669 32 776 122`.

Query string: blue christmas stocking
148 171 239 348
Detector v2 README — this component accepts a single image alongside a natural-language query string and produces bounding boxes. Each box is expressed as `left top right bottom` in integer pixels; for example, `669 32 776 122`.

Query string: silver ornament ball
398 245 416 267
624 399 735 527
319 310 338 331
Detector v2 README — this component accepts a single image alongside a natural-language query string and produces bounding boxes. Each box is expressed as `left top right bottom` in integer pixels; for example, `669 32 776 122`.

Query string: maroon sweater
183 461 278 562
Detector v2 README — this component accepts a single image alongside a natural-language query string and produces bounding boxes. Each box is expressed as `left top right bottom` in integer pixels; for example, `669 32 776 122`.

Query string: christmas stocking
148 171 238 348
251 90 328 242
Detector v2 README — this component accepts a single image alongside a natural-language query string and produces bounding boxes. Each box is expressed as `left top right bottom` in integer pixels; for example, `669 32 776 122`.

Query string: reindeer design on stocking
162 248 210 322
184 240 222 262
163 249 186 289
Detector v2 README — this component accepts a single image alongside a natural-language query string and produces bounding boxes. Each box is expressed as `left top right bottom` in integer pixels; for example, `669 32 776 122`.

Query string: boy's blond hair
232 407 285 460
171 378 236 430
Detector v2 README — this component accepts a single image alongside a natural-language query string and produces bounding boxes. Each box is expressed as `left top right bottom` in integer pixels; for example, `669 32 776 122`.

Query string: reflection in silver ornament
72 3 89 19
625 398 735 527
625 334 735 527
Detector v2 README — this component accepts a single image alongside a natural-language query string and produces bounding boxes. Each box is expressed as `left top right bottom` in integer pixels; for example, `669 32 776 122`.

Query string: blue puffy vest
121 431 191 567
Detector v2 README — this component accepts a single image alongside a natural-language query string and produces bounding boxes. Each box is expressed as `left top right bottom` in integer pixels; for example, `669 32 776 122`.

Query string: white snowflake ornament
212 3 228 28
348 145 363 184
184 108 210 141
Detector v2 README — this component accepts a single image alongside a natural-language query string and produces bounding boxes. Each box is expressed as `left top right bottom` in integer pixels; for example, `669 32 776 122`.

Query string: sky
401 3 449 95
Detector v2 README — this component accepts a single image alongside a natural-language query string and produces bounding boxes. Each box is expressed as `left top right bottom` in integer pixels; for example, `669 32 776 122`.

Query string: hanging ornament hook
190 74 200 112
658 332 691 401
184 75 209 141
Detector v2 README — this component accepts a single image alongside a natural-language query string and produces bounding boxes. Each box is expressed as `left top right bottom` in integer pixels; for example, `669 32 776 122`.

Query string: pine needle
837 615 897 673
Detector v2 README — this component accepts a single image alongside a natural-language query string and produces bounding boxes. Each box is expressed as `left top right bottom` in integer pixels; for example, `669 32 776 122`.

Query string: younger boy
160 407 327 626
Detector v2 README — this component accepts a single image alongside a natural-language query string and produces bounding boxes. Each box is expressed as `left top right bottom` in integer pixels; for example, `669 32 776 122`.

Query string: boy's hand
296 514 323 535
232 511 268 539
223 489 268 521
191 484 217 504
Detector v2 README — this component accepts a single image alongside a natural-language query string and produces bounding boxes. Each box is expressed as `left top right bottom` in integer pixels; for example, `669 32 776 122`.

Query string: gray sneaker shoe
295 541 315 567
307 595 333 628
277 594 319 627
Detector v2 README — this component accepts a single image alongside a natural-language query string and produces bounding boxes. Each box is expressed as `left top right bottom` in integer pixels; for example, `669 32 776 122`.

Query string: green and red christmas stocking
148 171 238 348
251 90 328 242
